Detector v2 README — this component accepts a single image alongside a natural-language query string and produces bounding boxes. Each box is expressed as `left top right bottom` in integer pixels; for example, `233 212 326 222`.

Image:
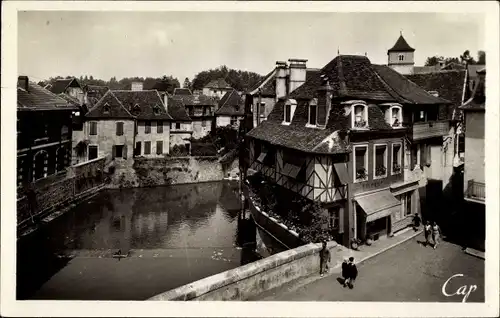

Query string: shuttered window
116 122 124 136
144 141 151 155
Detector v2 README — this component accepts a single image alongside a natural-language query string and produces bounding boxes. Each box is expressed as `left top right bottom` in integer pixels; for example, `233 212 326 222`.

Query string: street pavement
257 234 485 302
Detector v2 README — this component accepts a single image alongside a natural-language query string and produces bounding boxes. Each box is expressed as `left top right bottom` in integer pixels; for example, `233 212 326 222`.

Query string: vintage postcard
1 1 499 317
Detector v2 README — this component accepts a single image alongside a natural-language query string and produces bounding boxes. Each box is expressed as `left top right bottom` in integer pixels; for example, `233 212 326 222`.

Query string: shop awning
334 162 350 184
355 190 400 223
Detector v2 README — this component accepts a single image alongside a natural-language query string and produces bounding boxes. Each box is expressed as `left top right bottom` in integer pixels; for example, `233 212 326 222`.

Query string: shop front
390 180 421 233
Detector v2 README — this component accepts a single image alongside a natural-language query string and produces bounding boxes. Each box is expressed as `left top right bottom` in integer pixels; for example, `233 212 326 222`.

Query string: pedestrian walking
341 259 348 283
412 213 422 231
432 221 441 249
344 257 358 288
424 221 432 246
319 241 331 277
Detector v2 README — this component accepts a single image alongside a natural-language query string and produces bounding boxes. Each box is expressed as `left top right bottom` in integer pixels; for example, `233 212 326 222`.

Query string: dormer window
352 104 368 129
153 105 160 115
308 99 318 126
283 99 297 125
390 106 403 127
103 103 110 114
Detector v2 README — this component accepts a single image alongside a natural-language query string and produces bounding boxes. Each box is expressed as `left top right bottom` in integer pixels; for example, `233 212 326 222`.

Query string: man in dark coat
341 259 348 284
319 241 331 277
344 257 358 288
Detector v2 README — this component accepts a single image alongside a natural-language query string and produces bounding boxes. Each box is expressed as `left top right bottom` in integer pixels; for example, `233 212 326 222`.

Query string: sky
18 11 486 83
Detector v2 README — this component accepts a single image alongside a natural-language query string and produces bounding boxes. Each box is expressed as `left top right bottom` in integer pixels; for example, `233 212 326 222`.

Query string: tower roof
388 34 415 53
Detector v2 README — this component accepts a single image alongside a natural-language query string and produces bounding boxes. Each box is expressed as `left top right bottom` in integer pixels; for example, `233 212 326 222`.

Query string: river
17 181 270 300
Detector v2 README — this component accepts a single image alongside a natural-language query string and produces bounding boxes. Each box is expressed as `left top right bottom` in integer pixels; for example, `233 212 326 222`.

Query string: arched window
352 104 368 128
33 150 48 180
398 54 404 61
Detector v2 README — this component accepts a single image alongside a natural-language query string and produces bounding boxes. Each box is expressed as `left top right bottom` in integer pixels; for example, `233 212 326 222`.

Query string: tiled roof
173 94 217 106
215 89 245 116
174 88 193 96
460 70 485 111
50 78 80 94
152 81 173 92
17 81 78 112
373 64 450 105
111 90 172 120
204 78 231 89
249 68 321 97
85 91 135 119
58 93 81 106
84 85 110 108
167 96 191 121
406 70 466 120
413 66 443 74
388 35 415 52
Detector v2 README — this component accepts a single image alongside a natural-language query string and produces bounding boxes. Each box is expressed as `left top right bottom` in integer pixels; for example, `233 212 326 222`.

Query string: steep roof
111 90 172 120
50 78 81 94
173 93 217 106
58 93 81 106
204 78 231 89
413 65 443 74
388 35 415 53
167 96 191 121
249 68 321 97
460 69 485 111
17 81 79 112
84 85 110 108
215 89 245 116
85 91 135 119
174 88 193 96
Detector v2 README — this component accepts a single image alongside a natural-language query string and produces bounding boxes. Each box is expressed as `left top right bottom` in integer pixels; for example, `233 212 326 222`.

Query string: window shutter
426 145 432 166
123 145 128 159
112 146 116 159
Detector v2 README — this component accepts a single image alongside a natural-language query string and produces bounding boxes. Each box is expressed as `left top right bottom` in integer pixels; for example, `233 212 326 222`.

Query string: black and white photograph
1 1 499 317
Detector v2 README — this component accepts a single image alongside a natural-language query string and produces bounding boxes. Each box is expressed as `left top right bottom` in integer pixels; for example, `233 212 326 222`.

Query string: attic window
283 99 297 125
103 103 110 114
390 105 403 127
352 104 368 129
153 105 160 115
133 104 141 113
307 99 318 126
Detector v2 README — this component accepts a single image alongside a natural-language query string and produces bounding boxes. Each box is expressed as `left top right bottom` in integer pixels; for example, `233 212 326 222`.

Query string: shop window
89 121 98 135
391 143 402 175
354 145 368 182
374 144 387 178
352 104 368 128
144 141 151 155
157 121 163 133
145 121 151 134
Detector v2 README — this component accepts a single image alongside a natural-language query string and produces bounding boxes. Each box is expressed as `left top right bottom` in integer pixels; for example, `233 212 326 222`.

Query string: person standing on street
412 213 422 231
432 221 442 249
424 221 432 246
319 241 331 277
341 259 348 284
344 257 358 288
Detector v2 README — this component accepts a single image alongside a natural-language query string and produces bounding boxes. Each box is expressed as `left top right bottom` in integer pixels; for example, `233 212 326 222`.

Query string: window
354 145 368 182
374 144 387 178
153 106 160 115
415 110 426 122
284 104 291 123
427 108 438 121
88 145 98 160
116 122 124 136
259 103 265 116
145 121 151 134
391 106 402 127
328 207 340 231
398 54 404 61
89 122 97 135
134 142 142 156
308 103 317 126
392 143 402 175
404 193 412 216
230 116 238 126
202 120 206 128
33 151 47 180
157 121 163 133
176 122 181 130
353 104 368 128
103 103 110 114
115 145 124 158
156 141 163 155
144 141 151 155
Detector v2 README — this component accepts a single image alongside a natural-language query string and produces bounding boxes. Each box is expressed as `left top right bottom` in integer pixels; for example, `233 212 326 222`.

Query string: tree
183 77 191 89
424 55 460 66
191 65 264 92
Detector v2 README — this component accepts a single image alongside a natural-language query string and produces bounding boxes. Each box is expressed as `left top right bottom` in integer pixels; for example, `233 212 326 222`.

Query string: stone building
202 78 233 99
387 33 415 75
173 93 217 139
245 55 449 247
17 76 78 187
215 89 245 129
166 95 193 153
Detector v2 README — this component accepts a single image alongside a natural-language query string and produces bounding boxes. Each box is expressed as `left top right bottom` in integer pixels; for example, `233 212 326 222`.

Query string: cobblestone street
258 234 485 302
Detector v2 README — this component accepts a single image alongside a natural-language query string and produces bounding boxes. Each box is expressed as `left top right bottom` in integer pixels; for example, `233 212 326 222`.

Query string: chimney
131 81 143 91
288 59 307 94
18 76 29 91
163 93 169 113
316 75 333 127
275 61 288 99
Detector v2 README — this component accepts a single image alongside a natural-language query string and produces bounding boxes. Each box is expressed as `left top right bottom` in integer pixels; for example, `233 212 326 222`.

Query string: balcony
411 120 449 141
465 180 485 203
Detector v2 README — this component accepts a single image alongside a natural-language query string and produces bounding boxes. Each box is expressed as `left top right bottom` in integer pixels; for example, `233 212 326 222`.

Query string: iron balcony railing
466 179 485 202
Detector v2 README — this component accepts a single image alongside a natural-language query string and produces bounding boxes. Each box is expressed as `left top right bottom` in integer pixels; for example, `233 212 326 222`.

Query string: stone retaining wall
148 240 338 301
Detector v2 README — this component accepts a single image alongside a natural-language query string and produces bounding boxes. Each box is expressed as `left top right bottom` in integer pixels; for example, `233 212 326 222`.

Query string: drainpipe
257 88 262 126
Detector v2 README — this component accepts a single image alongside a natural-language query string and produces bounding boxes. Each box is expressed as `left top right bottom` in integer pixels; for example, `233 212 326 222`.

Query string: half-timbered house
246 55 449 247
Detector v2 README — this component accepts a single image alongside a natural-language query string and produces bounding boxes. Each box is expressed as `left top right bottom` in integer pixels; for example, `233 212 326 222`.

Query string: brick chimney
288 59 307 94
131 81 143 91
18 76 29 91
316 75 333 127
275 61 288 99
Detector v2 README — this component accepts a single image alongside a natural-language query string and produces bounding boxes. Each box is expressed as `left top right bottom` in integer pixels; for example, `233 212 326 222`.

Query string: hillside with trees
191 65 264 92
425 50 486 66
